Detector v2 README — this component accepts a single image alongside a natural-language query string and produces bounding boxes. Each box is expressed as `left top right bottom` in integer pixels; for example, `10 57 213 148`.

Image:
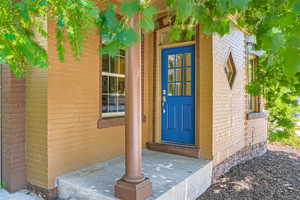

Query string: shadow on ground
198 145 300 200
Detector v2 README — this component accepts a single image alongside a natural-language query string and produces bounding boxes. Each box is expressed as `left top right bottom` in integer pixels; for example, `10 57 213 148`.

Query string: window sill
97 115 147 129
97 117 125 129
247 112 268 120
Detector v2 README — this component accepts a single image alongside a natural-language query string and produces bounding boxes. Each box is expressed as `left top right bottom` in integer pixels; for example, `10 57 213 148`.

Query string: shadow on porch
57 150 212 200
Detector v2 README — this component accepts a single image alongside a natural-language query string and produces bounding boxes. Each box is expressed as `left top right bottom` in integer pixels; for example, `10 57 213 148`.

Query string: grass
268 129 300 148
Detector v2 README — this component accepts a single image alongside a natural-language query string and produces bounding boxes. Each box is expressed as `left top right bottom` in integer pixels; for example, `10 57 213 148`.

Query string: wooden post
114 15 152 200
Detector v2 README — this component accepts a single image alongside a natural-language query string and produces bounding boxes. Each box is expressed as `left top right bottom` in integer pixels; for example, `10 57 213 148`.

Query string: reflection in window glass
184 82 191 96
102 95 109 113
102 50 126 117
176 54 183 66
108 95 118 112
183 68 191 82
248 56 260 112
176 83 182 96
168 55 175 68
168 69 175 82
176 68 182 82
168 83 176 96
184 53 191 66
102 76 109 94
109 77 118 93
118 77 125 93
118 95 125 112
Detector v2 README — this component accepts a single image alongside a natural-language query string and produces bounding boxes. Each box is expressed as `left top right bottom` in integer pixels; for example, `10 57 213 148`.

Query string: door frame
154 38 197 146
161 45 196 144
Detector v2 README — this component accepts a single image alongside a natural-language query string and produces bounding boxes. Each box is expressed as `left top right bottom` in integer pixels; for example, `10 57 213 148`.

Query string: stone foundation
213 141 267 182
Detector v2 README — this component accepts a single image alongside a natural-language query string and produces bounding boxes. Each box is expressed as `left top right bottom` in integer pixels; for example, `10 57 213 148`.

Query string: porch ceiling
57 150 212 200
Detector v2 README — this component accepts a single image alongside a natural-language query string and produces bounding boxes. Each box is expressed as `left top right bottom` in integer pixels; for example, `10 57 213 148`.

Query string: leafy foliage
0 0 300 135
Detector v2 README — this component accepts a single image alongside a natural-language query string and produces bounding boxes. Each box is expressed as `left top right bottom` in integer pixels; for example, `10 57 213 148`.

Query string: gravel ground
198 144 300 200
0 189 43 200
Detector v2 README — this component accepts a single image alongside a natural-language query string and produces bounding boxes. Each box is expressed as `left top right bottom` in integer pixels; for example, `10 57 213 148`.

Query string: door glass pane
184 53 192 66
168 83 175 96
176 68 182 82
176 83 182 96
184 82 192 96
183 68 191 82
168 55 175 68
168 69 175 82
176 54 183 66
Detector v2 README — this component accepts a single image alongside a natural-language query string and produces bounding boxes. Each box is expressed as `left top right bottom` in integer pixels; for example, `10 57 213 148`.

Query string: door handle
162 96 166 107
162 95 166 114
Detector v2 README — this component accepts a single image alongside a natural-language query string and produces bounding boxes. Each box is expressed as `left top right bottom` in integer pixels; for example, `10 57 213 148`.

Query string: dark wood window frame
247 54 267 120
97 36 146 129
97 42 126 129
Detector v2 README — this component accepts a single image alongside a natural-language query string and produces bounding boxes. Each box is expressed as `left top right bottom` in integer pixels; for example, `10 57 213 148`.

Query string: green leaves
121 1 140 17
261 32 285 53
231 0 248 9
293 0 300 13
4 34 16 40
140 6 157 31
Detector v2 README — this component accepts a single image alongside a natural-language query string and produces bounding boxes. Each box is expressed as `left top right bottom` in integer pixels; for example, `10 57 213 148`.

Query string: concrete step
57 150 212 200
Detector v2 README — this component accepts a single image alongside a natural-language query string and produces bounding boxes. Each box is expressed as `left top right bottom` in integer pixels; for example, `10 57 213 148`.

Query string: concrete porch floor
57 150 212 200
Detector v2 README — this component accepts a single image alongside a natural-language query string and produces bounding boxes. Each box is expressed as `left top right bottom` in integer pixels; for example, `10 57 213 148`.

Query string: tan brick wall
212 25 247 166
47 21 127 188
26 66 49 188
212 25 268 166
246 118 268 145
1 66 26 192
26 18 49 188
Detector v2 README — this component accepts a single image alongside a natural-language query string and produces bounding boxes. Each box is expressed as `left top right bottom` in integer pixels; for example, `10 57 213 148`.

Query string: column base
115 178 152 200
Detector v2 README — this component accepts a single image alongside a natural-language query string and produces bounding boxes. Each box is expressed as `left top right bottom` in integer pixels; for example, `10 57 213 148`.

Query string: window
225 53 236 89
167 53 192 96
248 54 260 112
102 50 126 118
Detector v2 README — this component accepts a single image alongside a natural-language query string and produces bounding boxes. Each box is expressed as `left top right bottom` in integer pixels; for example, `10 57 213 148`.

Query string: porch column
114 15 152 200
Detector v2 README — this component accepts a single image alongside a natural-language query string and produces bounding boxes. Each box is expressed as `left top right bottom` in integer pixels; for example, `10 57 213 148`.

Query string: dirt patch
198 144 300 200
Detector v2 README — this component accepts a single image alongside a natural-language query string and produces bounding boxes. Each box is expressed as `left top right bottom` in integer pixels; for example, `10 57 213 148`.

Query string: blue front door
161 45 195 144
